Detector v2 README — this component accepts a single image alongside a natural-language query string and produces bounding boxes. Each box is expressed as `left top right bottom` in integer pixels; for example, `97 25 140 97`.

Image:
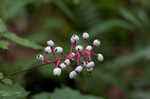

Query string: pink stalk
50 47 58 60
44 52 47 58
92 53 98 57
44 60 51 64
56 60 61 68
84 39 87 49
91 45 96 52
76 52 81 65
61 52 68 58
82 53 87 64
84 50 92 62
88 54 92 62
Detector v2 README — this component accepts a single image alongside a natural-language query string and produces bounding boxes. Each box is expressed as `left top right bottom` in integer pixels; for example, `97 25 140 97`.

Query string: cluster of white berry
36 32 104 79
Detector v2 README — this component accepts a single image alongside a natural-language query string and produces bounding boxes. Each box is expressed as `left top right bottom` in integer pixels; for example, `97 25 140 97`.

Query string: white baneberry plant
36 32 104 79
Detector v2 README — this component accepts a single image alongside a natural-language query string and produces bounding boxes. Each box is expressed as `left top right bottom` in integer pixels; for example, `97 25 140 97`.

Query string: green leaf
53 0 75 23
0 0 31 20
131 90 150 99
89 19 133 37
51 87 102 99
0 19 6 33
0 83 29 98
0 40 9 50
3 32 43 50
2 78 13 85
119 8 141 27
0 72 4 79
33 87 103 99
136 9 149 25
32 93 51 99
104 46 150 72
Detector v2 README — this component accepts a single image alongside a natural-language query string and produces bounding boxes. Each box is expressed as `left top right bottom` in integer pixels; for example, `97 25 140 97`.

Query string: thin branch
6 63 48 78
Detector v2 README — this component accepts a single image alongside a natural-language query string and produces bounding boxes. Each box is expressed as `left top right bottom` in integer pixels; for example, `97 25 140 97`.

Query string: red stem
51 47 58 60
44 52 47 58
61 52 68 58
81 52 87 64
76 52 81 65
84 50 92 62
56 60 61 68
88 54 92 62
43 60 52 64
84 39 87 49
91 45 96 52
92 53 98 57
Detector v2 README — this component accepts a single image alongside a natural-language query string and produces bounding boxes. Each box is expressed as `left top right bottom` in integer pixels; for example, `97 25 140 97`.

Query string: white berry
36 54 44 61
86 45 92 51
53 68 61 76
82 32 89 39
75 45 83 51
64 59 70 65
47 40 55 46
75 65 83 72
93 39 100 46
69 71 77 79
54 47 63 53
70 38 74 43
86 61 95 68
59 63 66 69
97 53 104 61
44 46 51 53
70 34 79 43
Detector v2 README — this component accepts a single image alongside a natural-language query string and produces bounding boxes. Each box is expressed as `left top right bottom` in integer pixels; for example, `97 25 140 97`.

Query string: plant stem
6 63 48 78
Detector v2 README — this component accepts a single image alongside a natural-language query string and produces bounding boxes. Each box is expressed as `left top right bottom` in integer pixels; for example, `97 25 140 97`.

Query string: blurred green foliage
32 87 102 99
0 0 150 99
